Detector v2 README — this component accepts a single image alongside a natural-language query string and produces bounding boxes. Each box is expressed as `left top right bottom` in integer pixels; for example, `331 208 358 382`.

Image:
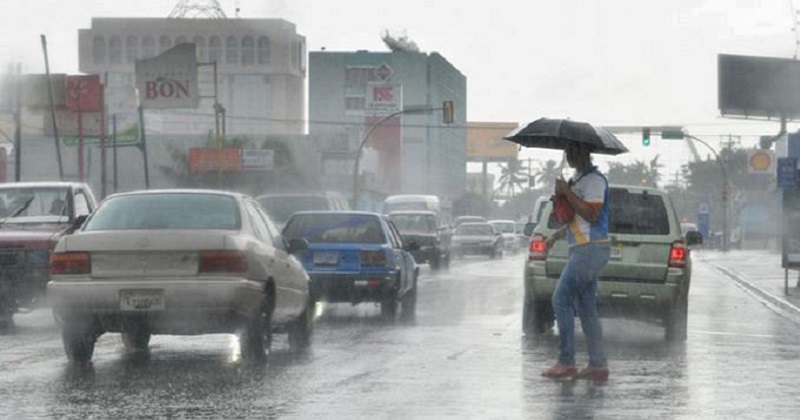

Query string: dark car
451 222 503 259
0 182 97 332
388 210 451 270
283 211 419 319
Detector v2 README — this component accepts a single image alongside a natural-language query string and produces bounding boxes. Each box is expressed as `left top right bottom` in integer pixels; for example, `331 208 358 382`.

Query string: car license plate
313 251 339 265
610 244 624 260
120 289 165 311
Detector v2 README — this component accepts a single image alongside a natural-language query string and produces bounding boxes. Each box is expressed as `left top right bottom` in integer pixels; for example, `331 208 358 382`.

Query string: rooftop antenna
235 0 241 18
789 0 800 59
168 0 228 19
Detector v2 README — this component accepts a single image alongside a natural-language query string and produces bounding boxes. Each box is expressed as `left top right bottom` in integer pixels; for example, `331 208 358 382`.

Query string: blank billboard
718 54 800 119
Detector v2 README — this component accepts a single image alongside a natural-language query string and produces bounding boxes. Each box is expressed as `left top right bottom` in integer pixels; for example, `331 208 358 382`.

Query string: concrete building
78 17 306 136
308 50 467 208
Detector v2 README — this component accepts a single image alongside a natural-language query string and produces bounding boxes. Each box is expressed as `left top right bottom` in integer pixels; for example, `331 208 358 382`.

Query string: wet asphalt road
2 252 800 419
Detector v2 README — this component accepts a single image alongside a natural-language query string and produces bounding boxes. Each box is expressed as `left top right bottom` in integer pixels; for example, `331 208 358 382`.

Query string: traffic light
642 127 651 146
442 100 454 124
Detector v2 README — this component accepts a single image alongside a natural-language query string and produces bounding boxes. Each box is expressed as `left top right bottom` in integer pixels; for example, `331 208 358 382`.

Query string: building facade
309 50 467 209
78 17 306 136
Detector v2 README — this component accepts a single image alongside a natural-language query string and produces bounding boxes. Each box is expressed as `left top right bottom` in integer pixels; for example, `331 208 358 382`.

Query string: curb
703 258 800 325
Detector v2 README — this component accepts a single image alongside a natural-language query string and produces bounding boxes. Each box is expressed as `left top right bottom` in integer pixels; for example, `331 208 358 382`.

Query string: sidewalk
696 249 800 323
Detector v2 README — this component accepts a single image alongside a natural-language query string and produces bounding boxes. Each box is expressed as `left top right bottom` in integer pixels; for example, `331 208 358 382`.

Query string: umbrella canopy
504 118 629 155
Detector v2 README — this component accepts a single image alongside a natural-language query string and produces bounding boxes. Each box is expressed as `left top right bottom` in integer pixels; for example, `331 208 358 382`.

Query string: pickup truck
0 182 97 332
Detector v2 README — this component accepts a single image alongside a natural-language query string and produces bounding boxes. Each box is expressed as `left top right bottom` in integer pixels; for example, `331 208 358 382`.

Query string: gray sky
2 0 799 182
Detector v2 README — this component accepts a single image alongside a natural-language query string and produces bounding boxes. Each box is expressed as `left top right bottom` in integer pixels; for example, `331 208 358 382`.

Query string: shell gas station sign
747 149 774 174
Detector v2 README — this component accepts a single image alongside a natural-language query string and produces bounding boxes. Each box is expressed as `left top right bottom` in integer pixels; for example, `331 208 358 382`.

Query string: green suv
522 185 702 342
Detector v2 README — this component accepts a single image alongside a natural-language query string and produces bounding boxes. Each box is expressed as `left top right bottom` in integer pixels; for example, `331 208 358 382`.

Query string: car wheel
401 277 418 321
288 298 314 351
664 293 688 342
62 321 96 363
522 296 553 336
381 288 398 319
241 297 273 361
430 254 440 271
121 330 151 352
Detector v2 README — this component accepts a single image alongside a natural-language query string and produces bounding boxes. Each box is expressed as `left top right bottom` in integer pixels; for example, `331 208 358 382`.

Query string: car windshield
456 224 493 236
284 213 385 244
84 194 240 230
490 222 515 234
0 187 69 224
258 195 329 224
388 214 437 233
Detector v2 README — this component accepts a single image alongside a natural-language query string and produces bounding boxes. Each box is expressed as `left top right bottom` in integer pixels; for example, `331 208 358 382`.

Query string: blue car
282 211 419 319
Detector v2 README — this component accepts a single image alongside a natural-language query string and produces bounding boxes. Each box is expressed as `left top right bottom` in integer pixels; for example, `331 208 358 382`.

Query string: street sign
241 149 274 171
777 157 797 188
698 202 710 215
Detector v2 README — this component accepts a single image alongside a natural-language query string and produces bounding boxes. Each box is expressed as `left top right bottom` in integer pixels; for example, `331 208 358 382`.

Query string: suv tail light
199 250 248 273
360 250 387 267
529 234 547 261
668 241 688 268
51 252 91 275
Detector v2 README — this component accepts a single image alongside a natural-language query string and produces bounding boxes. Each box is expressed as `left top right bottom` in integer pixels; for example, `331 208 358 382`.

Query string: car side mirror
73 214 88 230
686 231 703 246
524 222 536 236
405 240 420 252
287 238 309 254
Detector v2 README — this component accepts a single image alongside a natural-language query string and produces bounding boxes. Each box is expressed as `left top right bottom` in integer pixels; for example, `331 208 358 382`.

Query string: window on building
109 35 122 64
125 35 139 63
209 36 222 62
193 36 206 61
141 35 155 58
241 36 254 65
345 96 365 112
159 35 172 53
226 36 239 64
92 35 106 63
258 36 270 64
175 35 187 45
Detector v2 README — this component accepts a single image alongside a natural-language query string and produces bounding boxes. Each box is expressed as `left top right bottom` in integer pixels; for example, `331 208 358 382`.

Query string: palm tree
497 158 528 197
533 159 561 194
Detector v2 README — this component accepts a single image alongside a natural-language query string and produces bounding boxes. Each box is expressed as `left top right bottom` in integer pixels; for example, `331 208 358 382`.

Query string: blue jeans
552 242 610 367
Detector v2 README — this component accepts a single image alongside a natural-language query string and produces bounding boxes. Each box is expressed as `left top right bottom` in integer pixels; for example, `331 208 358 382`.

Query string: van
256 191 351 229
382 194 453 227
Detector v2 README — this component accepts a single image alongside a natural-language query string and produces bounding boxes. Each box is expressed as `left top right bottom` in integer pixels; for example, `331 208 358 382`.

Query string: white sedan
47 189 313 363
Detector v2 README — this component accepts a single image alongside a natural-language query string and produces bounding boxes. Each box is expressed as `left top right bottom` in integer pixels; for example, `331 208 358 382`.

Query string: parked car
282 211 419 319
454 215 486 228
256 191 350 229
47 189 313 362
488 219 521 254
522 185 703 342
388 210 451 270
0 182 97 332
451 222 504 259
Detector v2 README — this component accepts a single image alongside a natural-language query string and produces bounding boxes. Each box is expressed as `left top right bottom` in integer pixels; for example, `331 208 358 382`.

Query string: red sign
188 147 242 173
65 75 102 112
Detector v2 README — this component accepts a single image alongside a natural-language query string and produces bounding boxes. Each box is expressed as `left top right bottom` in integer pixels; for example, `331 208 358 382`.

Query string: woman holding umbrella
541 140 611 381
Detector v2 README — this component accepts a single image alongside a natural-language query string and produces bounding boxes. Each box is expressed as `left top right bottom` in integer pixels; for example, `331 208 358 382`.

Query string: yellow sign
748 149 774 174
467 122 519 161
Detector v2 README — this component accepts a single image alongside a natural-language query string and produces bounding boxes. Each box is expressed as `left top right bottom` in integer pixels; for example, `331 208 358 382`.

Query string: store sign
135 43 199 109
748 149 775 174
365 83 401 115
241 149 274 171
188 147 241 173
65 74 102 112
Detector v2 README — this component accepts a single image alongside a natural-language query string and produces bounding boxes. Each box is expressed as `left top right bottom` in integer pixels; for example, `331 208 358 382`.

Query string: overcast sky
2 0 799 182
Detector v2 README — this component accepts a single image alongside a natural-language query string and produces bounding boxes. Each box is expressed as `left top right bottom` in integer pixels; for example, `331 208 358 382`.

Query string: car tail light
199 250 248 273
360 250 387 267
668 241 688 268
51 252 91 275
529 234 547 261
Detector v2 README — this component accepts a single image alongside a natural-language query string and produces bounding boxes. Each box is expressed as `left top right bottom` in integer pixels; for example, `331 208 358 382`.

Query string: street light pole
351 106 438 208
684 134 730 252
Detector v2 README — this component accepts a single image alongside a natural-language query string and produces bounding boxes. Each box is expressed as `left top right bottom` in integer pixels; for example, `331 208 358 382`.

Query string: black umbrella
503 118 629 155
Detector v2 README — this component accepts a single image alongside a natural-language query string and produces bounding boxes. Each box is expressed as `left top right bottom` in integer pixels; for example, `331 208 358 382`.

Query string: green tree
532 159 561 194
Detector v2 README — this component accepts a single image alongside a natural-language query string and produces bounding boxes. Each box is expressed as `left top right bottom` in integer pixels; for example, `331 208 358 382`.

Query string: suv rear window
547 188 670 235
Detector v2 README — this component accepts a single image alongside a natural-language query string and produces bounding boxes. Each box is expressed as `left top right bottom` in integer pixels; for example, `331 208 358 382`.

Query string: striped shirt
566 166 610 247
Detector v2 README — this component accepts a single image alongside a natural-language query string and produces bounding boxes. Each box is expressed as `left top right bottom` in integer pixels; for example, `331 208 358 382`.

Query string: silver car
47 189 313 362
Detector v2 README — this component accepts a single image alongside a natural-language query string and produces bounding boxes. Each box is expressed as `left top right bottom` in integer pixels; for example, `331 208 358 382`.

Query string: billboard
188 147 241 173
135 43 199 109
718 54 800 119
467 122 519 161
